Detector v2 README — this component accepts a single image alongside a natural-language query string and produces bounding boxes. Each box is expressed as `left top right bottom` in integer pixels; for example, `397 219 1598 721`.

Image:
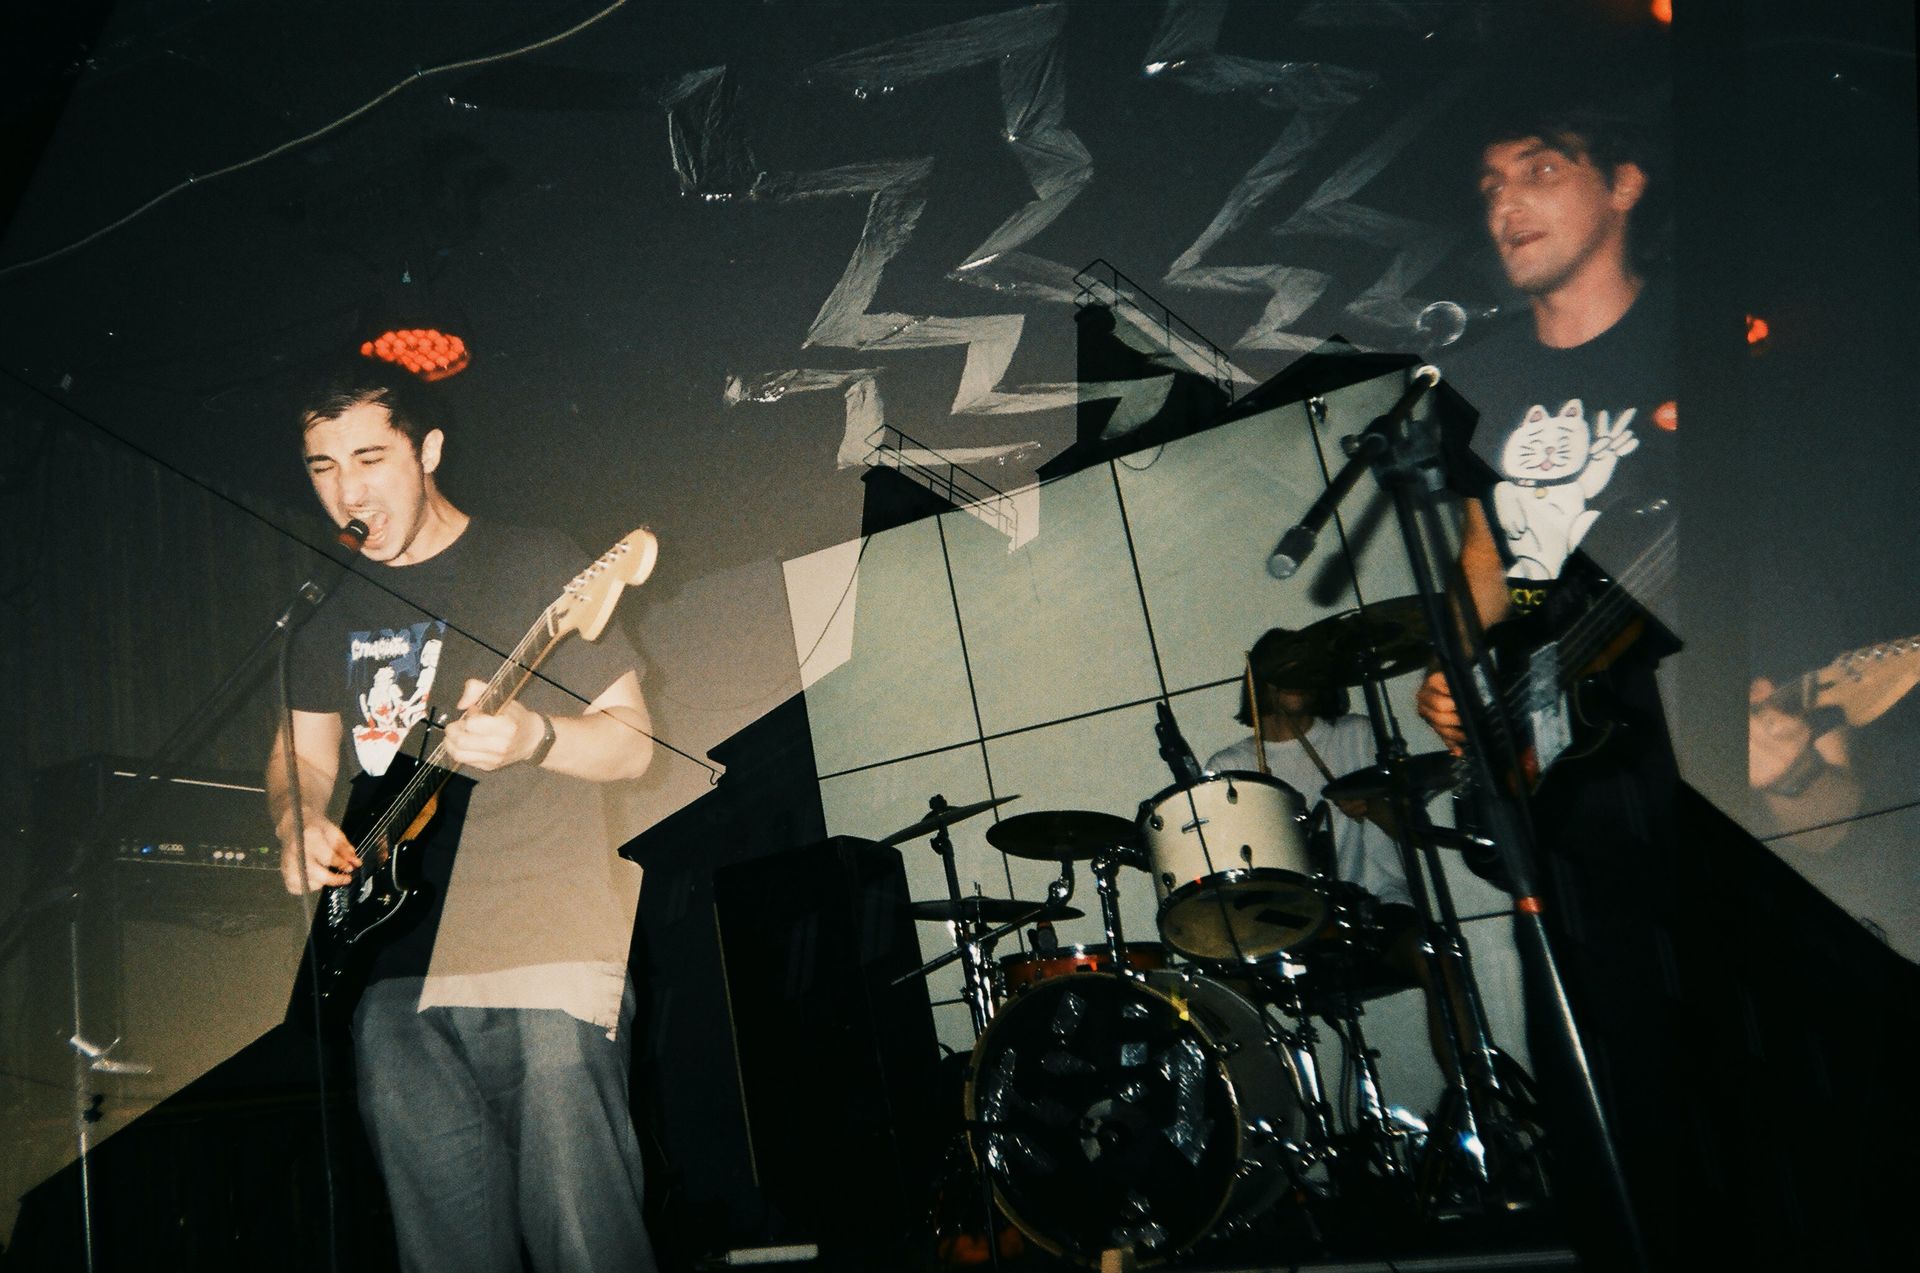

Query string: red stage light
1651 0 1672 25
361 327 471 381
1746 314 1771 346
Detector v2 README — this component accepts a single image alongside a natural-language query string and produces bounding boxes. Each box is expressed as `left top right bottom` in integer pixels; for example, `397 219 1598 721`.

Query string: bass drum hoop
962 969 1294 1266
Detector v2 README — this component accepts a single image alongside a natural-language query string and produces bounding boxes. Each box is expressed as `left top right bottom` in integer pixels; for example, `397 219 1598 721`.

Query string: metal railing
1072 258 1240 403
863 424 1020 540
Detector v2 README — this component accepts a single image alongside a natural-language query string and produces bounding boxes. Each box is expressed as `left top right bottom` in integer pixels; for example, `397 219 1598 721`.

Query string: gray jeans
352 976 657 1273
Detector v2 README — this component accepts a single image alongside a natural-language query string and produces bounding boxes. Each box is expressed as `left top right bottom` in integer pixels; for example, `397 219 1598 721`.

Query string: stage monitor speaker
713 836 943 1262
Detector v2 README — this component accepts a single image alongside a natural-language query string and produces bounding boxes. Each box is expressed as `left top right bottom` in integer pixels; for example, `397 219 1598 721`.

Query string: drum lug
1243 1117 1286 1141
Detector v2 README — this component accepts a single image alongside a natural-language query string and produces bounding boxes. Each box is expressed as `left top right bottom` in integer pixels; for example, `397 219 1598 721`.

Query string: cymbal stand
1089 850 1131 970
1266 971 1342 1170
894 795 1075 1036
1290 954 1414 1186
933 795 995 1036
1352 672 1508 1181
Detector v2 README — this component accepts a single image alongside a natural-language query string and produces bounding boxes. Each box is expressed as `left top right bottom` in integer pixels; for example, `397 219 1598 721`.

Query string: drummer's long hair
1234 628 1349 727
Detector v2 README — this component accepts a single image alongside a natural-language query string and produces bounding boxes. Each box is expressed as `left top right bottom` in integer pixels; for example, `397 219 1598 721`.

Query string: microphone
336 518 370 552
1154 701 1205 787
1267 365 1441 580
1416 300 1501 351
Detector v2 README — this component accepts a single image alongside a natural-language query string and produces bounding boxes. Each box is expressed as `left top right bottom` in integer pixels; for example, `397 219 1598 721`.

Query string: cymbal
908 898 1086 924
1323 751 1464 804
985 810 1139 861
1279 596 1434 686
877 794 1021 847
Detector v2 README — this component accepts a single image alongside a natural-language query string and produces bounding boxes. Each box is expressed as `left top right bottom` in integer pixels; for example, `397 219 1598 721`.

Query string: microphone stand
0 525 363 1273
1271 366 1648 1269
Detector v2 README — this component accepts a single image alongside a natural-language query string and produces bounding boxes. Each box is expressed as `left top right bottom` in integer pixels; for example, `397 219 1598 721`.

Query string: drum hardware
885 792 1046 1036
894 870 1073 1033
978 805 1149 990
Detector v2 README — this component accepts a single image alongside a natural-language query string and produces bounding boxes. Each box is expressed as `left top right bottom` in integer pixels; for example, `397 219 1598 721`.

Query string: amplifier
114 836 280 870
31 756 278 878
15 755 307 1090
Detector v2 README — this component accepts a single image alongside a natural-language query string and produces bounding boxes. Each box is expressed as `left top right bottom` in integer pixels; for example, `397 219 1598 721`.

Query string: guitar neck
1772 630 1920 716
417 604 565 777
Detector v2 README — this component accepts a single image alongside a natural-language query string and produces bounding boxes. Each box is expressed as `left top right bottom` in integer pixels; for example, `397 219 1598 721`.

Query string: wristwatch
525 713 557 768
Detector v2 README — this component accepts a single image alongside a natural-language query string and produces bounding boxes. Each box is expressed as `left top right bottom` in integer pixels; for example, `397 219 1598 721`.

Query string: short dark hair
299 357 448 450
1474 96 1672 270
1233 627 1350 727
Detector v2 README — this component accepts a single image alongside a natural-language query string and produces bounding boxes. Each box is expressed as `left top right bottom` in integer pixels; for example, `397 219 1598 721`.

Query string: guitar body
1482 540 1678 794
303 750 469 1028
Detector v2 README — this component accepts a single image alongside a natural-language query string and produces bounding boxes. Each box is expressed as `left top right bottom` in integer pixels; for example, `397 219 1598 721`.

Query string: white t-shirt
1206 716 1412 908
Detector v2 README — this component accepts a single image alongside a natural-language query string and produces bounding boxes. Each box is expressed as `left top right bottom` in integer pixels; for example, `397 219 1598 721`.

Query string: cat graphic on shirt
1492 398 1639 580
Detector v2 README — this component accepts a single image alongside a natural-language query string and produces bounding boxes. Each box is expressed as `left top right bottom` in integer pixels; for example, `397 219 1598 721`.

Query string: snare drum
1140 772 1327 963
996 942 1166 999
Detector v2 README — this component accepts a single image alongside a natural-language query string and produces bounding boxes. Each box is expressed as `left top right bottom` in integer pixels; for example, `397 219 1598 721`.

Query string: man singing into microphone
265 359 659 1273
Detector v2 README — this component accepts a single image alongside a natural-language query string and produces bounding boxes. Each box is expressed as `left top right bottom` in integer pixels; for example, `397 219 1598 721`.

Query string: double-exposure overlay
1 3 1914 1270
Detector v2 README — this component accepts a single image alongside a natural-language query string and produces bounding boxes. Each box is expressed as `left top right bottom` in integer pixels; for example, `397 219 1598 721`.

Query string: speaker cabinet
713 837 944 1261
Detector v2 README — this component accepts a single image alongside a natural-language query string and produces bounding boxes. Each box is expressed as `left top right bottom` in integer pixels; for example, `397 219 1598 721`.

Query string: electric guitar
303 528 659 1023
1480 514 1678 791
1752 632 1920 729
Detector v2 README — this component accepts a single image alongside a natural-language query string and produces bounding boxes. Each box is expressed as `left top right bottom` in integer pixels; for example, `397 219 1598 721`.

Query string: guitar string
1766 630 1920 716
1463 525 1677 770
1492 524 1677 726
354 601 561 867
354 538 636 856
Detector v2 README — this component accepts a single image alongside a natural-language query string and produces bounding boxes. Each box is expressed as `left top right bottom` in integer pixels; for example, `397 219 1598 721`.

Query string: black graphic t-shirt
289 519 642 983
1444 279 1676 628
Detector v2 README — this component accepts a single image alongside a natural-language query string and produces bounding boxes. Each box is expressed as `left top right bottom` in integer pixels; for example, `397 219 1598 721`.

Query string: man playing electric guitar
265 360 659 1273
1412 99 1703 1269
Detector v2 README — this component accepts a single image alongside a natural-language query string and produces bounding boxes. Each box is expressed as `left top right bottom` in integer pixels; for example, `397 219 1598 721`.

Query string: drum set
888 603 1549 1268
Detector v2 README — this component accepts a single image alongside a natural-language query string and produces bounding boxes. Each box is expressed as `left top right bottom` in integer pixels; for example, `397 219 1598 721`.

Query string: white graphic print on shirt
346 620 446 776
1490 398 1640 580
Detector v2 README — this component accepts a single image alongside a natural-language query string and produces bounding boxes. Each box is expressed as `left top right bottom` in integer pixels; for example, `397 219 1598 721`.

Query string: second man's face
1478 136 1641 297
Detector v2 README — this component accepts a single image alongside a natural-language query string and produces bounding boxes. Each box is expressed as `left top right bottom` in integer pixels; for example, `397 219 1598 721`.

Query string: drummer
1208 628 1489 1093
1204 626 1414 920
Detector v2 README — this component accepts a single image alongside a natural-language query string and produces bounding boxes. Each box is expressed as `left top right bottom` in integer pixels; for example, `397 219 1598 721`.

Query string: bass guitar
304 528 659 1023
1480 514 1677 792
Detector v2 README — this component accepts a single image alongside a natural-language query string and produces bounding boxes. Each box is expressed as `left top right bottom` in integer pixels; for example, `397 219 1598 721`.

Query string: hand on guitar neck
1744 629 1920 850
1748 632 1919 830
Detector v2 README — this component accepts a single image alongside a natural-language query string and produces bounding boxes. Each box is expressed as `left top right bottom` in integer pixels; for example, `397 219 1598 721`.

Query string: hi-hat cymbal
878 794 1021 847
1277 596 1434 686
985 810 1138 861
1323 751 1464 804
908 898 1086 924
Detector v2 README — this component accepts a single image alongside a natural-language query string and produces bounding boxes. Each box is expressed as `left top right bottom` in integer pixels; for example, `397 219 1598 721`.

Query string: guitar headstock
1813 636 1920 727
550 529 660 642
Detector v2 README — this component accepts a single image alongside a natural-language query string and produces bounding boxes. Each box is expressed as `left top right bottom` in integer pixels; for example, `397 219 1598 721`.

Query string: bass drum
965 969 1303 1266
